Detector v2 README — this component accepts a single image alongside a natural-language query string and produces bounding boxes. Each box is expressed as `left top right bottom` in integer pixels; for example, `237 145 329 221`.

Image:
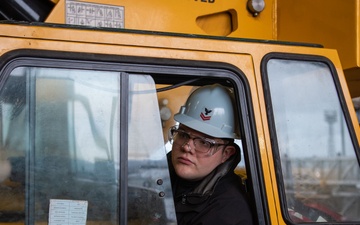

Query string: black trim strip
119 73 129 225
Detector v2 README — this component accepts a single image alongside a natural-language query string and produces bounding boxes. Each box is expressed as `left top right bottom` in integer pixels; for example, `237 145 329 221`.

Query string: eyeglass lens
171 129 214 153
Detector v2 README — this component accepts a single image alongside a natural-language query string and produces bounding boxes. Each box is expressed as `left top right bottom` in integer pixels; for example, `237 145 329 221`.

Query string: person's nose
181 139 194 153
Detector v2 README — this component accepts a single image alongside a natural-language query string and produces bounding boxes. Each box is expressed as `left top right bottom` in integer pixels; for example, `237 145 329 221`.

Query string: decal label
195 0 215 3
200 107 213 121
49 199 88 225
66 0 124 28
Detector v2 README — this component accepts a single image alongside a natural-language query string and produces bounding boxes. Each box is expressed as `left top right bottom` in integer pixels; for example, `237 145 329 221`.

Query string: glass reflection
267 59 360 222
127 75 176 224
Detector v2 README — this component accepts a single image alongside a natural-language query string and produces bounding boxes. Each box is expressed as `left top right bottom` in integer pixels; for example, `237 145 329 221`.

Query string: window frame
0 49 267 225
261 52 360 224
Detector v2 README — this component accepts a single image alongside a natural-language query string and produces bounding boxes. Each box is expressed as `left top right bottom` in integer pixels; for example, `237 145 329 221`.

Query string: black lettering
195 0 215 3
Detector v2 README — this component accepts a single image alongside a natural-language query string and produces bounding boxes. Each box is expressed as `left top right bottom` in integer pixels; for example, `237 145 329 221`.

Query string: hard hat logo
200 108 212 121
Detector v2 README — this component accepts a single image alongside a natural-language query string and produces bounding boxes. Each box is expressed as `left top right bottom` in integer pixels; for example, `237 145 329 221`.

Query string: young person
167 84 254 225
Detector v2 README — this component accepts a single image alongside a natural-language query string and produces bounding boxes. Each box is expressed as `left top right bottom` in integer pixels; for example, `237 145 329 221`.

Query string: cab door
261 53 360 224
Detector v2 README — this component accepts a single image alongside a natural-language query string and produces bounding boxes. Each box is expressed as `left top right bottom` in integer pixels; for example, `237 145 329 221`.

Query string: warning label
49 199 88 225
66 0 124 28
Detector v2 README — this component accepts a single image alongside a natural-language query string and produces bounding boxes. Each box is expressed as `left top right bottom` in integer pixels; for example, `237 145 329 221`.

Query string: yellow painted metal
46 0 360 97
276 0 360 99
196 10 237 36
277 0 357 70
43 0 360 99
43 0 360 67
0 23 358 224
46 0 360 100
45 0 276 40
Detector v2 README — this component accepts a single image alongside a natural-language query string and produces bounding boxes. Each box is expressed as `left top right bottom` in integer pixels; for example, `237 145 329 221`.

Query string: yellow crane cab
0 0 359 225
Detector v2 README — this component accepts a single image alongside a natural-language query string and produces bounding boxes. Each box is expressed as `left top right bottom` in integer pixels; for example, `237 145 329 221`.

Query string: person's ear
221 145 235 162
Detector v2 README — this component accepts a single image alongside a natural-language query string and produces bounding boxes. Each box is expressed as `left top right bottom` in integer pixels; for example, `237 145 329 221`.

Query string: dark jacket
167 149 254 225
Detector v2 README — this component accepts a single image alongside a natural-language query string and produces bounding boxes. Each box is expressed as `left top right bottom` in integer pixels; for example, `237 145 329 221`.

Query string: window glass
266 59 360 222
127 75 176 224
0 68 29 223
0 66 175 224
0 67 121 224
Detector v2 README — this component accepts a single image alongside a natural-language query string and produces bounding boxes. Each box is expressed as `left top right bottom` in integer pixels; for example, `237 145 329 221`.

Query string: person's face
171 125 235 181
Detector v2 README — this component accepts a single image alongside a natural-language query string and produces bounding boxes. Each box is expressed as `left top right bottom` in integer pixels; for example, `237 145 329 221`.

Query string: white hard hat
174 84 238 139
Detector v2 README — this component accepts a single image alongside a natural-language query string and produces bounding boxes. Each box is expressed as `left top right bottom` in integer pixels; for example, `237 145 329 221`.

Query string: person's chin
176 167 205 181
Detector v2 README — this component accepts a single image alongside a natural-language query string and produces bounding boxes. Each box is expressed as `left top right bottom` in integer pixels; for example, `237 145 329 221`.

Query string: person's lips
177 156 194 165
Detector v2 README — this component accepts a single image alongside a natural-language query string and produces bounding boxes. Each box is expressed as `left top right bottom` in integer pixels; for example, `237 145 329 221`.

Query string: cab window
0 65 174 224
263 57 360 223
0 55 261 224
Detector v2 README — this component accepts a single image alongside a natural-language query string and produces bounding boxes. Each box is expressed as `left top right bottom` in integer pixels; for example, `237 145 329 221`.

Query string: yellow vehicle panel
46 0 275 39
0 22 359 225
